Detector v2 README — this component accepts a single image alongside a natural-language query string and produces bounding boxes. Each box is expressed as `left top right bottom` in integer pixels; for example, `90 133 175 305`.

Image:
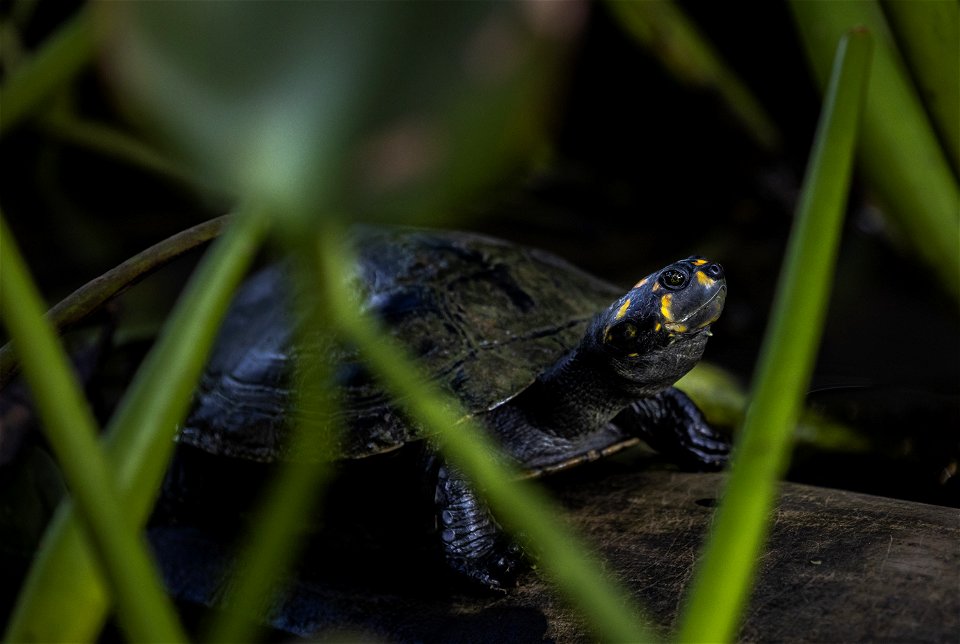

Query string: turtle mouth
664 284 726 333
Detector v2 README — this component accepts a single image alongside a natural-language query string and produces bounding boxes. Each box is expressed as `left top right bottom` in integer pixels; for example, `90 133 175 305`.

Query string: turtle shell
179 227 623 462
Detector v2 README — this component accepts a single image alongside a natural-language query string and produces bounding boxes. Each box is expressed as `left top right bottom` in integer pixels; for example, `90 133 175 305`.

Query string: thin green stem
0 215 231 389
0 212 186 643
317 221 655 644
677 29 872 643
5 210 267 643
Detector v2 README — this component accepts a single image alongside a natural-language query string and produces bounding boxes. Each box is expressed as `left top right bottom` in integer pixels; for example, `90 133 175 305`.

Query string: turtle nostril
705 263 724 279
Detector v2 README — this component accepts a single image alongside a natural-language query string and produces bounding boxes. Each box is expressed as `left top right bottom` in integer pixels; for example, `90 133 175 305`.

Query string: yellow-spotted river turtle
174 227 728 589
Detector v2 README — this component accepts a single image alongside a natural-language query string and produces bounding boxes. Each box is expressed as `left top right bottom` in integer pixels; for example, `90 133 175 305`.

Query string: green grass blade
0 5 94 137
204 239 337 644
881 0 960 174
790 0 960 299
0 213 186 643
317 222 655 644
5 211 267 642
677 28 872 643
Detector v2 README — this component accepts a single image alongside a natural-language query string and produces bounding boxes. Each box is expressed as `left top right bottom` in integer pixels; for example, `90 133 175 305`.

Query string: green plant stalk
205 238 337 644
0 5 94 136
881 0 960 174
0 214 230 389
677 29 872 643
5 211 266 642
606 0 781 152
0 213 186 642
790 0 960 300
316 222 654 644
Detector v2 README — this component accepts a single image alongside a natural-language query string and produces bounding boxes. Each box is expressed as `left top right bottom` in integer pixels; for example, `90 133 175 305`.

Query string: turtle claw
450 536 527 591
678 425 730 470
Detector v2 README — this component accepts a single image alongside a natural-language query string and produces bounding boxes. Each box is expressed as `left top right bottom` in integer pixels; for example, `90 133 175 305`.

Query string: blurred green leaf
790 0 960 300
104 2 569 224
881 0 960 175
678 363 872 454
676 363 748 430
678 28 872 642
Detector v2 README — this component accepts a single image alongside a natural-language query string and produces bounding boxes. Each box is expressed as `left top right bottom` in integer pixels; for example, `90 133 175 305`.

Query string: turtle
171 226 729 590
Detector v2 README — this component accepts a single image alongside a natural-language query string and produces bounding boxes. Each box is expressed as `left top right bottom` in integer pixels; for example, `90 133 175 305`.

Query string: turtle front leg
431 460 524 590
614 387 730 470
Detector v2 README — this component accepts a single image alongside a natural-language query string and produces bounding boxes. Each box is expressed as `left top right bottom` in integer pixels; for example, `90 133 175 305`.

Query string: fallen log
151 457 959 642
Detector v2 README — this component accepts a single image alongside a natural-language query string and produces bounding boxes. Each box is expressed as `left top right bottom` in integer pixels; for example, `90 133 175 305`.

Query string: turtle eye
659 269 687 290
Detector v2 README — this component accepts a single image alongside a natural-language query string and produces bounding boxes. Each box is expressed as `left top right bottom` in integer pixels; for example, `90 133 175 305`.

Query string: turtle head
592 256 726 392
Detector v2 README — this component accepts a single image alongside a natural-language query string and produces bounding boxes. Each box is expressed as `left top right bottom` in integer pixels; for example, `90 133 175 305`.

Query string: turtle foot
433 463 528 590
616 387 731 472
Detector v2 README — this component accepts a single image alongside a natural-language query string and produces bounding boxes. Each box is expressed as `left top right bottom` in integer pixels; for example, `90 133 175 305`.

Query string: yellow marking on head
615 299 631 320
696 271 714 286
603 325 612 343
627 352 639 358
692 258 708 266
652 282 661 292
654 322 662 332
634 277 649 288
660 294 674 321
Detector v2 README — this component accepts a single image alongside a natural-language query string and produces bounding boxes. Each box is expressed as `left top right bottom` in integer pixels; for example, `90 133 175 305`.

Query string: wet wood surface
151 457 959 642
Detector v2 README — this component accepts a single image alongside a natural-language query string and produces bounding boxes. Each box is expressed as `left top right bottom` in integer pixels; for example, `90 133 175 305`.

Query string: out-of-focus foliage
678 364 871 454
882 0 959 173
103 2 575 224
